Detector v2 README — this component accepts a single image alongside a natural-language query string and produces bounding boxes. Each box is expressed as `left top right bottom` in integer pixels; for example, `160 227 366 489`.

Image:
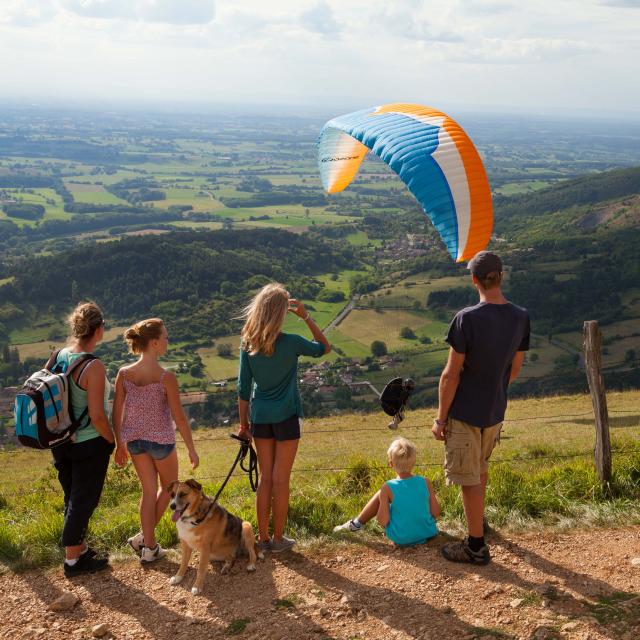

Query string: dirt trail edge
3 527 639 640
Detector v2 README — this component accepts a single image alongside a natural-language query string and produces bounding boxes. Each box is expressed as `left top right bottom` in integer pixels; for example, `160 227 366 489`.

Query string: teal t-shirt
384 476 438 546
56 348 111 443
238 332 325 424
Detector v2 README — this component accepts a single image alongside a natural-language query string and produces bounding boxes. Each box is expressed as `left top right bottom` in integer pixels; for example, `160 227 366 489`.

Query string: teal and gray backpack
14 350 97 449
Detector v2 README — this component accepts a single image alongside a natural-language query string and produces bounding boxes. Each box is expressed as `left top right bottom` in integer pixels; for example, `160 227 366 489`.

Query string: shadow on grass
573 415 640 429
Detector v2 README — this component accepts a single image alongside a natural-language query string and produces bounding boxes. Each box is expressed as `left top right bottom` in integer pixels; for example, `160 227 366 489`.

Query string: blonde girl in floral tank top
112 318 199 563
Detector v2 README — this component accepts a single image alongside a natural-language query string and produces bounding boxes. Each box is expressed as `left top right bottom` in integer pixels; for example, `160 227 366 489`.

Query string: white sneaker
127 532 144 554
333 519 363 533
140 544 167 563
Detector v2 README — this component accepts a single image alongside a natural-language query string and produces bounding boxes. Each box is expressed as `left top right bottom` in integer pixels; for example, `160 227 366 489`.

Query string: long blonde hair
240 283 289 356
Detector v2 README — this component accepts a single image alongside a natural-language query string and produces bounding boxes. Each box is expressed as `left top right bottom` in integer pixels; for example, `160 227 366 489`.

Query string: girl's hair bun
124 318 164 355
67 301 104 340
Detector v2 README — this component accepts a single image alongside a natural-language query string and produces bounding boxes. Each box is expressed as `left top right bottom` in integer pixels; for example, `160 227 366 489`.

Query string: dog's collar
184 500 215 526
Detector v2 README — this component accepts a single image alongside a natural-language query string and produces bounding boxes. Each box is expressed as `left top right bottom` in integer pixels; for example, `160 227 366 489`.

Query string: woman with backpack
237 283 331 553
52 301 115 577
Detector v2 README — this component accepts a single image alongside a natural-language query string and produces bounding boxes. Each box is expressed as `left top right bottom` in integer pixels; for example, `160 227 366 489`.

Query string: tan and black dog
168 479 263 595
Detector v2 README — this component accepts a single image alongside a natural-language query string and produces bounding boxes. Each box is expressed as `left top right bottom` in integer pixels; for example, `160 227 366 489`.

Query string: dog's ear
185 479 202 492
167 480 179 496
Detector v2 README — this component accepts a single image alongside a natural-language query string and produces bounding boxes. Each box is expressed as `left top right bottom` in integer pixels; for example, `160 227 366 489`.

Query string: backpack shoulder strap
67 353 98 374
45 349 62 371
67 353 99 383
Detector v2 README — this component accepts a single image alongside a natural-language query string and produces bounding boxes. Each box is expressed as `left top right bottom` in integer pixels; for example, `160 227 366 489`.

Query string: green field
0 188 71 226
64 182 127 205
13 325 129 360
494 180 555 196
362 274 471 309
198 336 242 381
335 309 445 352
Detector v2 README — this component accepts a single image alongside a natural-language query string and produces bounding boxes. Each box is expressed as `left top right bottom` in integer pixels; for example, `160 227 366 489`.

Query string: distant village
0 353 403 445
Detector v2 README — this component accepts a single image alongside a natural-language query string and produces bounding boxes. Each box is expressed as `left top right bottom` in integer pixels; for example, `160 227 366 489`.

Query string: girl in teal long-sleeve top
237 283 330 553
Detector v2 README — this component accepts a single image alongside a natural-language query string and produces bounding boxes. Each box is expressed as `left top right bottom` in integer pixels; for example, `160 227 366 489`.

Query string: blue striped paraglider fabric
318 103 493 262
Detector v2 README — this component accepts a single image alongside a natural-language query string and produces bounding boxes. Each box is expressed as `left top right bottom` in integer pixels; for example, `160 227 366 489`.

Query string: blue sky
0 0 638 116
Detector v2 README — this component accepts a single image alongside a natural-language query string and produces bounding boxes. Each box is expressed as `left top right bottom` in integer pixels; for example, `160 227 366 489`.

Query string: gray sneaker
257 539 271 554
270 536 295 553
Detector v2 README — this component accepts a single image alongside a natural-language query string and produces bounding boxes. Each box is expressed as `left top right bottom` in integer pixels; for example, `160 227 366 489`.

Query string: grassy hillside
495 166 640 235
1 390 639 571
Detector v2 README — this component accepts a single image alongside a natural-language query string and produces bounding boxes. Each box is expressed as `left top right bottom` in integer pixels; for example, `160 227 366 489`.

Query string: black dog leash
212 434 259 504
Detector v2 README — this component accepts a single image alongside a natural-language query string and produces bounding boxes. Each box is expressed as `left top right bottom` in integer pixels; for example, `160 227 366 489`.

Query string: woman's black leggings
52 436 114 547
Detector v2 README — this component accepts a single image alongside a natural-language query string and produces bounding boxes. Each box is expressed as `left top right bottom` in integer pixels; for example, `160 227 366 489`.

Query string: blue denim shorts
127 439 175 460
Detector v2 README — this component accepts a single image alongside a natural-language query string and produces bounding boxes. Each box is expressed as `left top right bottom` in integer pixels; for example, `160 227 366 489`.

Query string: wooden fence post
583 320 612 485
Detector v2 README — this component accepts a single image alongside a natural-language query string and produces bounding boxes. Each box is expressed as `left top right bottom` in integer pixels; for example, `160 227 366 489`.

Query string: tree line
0 228 358 345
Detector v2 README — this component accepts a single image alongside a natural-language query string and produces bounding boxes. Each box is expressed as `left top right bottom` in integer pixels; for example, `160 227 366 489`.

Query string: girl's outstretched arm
289 299 331 354
164 371 199 469
112 369 128 466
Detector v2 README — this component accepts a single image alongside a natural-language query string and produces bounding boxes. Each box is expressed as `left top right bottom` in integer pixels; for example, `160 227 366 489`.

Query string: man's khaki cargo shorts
444 418 502 486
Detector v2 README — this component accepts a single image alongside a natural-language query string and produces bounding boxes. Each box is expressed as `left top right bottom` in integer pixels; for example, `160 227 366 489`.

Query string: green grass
586 592 640 626
273 596 299 609
1 391 640 571
226 618 251 635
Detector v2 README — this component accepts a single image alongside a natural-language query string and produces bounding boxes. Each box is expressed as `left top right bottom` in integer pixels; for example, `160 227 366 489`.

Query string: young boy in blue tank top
334 438 440 545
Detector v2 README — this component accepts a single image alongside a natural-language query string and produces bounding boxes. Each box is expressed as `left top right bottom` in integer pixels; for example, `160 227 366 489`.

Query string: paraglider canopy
317 103 493 262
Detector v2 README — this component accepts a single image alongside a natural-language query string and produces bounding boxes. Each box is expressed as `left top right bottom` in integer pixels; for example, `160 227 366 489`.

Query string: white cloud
0 0 57 27
374 2 464 43
451 37 598 64
300 1 341 36
458 0 514 15
0 0 637 114
599 0 640 7
61 0 216 24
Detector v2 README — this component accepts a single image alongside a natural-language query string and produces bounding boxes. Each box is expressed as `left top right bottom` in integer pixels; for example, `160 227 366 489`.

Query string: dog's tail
242 521 262 570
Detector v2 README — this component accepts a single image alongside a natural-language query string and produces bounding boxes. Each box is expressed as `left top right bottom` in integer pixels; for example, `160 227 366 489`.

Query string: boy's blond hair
387 437 417 474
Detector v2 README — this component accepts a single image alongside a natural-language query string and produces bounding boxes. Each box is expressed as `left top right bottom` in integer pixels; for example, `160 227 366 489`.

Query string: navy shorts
127 439 176 460
251 415 301 441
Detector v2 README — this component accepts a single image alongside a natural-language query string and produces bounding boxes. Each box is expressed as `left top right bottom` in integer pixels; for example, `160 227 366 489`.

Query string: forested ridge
0 229 357 343
494 166 640 234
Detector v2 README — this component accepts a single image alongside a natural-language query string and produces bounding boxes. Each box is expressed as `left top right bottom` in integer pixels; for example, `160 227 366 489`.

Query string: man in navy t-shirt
431 251 530 565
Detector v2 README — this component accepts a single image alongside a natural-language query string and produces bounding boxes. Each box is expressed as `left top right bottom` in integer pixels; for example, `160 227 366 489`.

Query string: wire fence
2 434 639 498
1 373 638 500
0 407 638 452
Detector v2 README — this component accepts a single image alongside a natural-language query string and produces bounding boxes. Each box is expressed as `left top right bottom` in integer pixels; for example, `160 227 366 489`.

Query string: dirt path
3 527 639 640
